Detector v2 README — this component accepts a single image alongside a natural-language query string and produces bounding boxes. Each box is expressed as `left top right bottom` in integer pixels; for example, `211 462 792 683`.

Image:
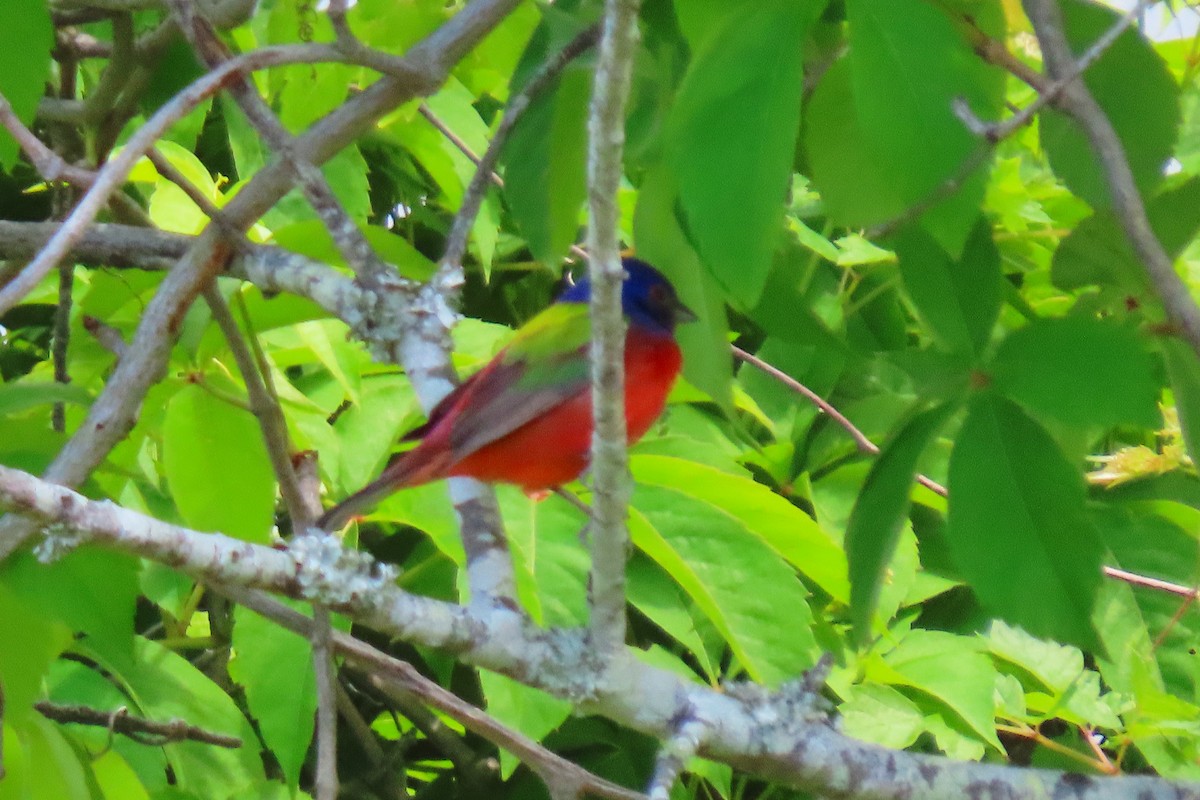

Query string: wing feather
414 303 593 458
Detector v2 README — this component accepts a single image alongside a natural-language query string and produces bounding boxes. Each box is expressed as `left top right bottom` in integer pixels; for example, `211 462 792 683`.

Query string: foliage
2 0 1200 797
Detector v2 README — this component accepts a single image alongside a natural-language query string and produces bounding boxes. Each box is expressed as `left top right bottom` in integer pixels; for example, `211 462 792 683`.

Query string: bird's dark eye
647 283 670 306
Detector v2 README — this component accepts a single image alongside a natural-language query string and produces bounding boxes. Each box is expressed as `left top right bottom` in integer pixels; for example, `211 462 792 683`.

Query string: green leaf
0 583 71 725
664 0 817 307
333 374 420 494
1164 339 1200 469
633 164 734 411
1040 0 1180 208
162 384 277 543
86 637 263 797
627 555 716 681
986 621 1120 728
499 488 590 627
894 219 1001 356
1093 505 1200 700
271 220 436 282
2 549 139 658
2 716 93 800
0 0 52 171
478 671 571 779
803 59 907 229
0 382 92 417
846 0 1006 253
230 604 316 786
868 629 1002 750
632 454 849 603
840 683 924 750
1052 177 1200 294
630 484 818 685
847 403 956 643
502 63 590 267
989 317 1160 430
947 394 1104 650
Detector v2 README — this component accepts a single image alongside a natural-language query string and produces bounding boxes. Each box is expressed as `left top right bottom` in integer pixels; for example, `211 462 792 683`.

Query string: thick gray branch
2 463 1198 800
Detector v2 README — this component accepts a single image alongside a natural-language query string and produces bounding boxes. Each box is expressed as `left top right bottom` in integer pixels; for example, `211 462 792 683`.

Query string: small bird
317 258 695 530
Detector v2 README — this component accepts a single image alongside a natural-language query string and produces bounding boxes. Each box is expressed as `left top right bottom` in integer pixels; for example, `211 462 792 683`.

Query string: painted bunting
317 258 695 530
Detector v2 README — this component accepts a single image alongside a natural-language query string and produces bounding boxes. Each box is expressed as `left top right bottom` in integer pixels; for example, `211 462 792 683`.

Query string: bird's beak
673 297 698 324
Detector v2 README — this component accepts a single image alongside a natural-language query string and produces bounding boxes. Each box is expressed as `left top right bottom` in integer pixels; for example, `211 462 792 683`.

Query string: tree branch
584 0 641 657
1021 0 1200 358
2 462 1198 799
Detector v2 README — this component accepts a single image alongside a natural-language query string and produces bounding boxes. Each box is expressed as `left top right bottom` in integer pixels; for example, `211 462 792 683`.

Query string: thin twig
955 0 1151 142
1103 566 1200 598
731 346 949 497
439 23 599 272
34 701 243 748
0 43 374 317
223 586 646 800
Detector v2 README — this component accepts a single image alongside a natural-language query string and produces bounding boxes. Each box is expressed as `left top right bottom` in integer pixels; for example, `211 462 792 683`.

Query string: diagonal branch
1021 0 1200 358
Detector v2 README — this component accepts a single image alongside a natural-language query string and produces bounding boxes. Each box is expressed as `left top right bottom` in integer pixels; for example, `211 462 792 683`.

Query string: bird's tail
315 448 451 531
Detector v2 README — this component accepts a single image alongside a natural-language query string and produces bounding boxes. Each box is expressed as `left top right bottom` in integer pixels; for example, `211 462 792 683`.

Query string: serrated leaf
847 0 1006 253
664 0 818 307
0 0 52 171
1052 177 1200 293
869 629 1002 750
948 394 1104 650
502 64 590 267
632 454 848 603
840 683 924 749
230 604 316 786
894 219 1001 356
630 484 818 685
989 317 1160 430
848 403 957 642
163 384 276 543
1040 0 1179 207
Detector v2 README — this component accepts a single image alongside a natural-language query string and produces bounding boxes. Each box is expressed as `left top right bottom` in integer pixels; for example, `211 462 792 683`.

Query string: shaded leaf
989 317 1159 430
847 403 957 642
947 394 1104 650
847 0 1006 252
893 219 1001 356
0 0 52 171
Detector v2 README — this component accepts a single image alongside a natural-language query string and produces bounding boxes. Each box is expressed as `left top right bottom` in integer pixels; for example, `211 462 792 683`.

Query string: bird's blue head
559 257 696 334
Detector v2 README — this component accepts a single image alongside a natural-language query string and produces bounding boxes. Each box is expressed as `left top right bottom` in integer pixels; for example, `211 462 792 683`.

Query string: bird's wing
420 303 593 458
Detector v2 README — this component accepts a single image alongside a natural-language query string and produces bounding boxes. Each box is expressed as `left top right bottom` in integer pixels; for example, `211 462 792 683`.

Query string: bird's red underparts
395 330 681 492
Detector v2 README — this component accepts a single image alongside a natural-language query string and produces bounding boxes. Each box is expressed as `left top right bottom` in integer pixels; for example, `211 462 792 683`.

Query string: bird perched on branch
317 257 695 531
